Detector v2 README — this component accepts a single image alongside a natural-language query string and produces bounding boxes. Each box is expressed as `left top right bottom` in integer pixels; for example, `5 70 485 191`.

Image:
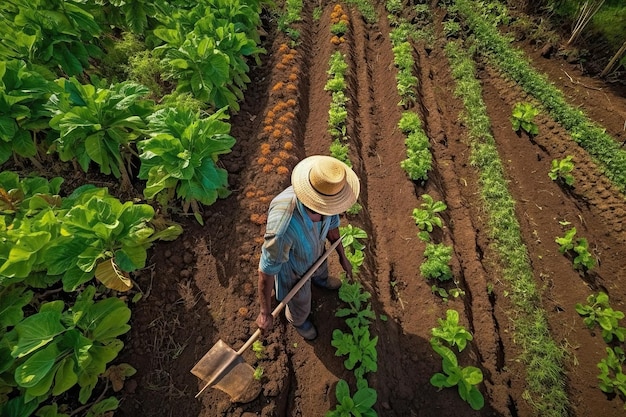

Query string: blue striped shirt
259 186 339 300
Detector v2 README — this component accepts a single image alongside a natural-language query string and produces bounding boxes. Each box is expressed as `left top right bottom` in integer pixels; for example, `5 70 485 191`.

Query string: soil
112 1 626 417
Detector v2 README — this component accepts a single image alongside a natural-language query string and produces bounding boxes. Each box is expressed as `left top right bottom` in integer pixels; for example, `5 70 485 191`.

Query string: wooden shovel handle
238 236 342 354
195 237 342 398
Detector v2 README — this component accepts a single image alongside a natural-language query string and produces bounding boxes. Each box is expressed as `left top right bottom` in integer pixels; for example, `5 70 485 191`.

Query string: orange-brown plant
277 166 290 175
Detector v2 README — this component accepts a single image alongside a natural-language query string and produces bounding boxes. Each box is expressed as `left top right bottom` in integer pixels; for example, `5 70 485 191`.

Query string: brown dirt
116 1 626 417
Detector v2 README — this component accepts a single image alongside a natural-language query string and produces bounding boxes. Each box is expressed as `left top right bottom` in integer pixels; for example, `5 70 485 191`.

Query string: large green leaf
78 298 130 342
14 342 60 388
52 356 78 396
11 310 65 358
0 285 33 328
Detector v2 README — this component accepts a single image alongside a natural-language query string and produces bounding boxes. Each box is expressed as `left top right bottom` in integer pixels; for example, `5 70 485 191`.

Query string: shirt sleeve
259 232 292 275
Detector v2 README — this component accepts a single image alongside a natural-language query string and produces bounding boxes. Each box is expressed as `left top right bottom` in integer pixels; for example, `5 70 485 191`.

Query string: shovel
191 237 343 402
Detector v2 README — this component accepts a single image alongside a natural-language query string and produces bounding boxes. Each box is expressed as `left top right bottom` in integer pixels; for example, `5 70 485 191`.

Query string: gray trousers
282 260 328 327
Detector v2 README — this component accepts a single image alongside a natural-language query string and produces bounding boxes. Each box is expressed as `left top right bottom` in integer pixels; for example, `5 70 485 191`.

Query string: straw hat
291 155 360 216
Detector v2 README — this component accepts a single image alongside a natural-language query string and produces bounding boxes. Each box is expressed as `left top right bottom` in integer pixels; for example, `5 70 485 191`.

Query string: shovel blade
192 339 262 403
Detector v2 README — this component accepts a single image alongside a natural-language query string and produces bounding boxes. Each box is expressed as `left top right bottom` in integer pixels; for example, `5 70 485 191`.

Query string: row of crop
319 6 378 416
385 1 487 409
0 172 182 416
386 8 432 183
1 0 266 222
443 31 569 417
453 0 626 194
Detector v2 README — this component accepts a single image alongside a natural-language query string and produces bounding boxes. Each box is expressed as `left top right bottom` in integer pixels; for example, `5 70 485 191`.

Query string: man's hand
257 270 275 332
256 312 274 331
340 256 353 279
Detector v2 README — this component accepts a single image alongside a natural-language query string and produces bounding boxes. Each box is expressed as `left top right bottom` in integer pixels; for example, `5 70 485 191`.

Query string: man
256 155 360 340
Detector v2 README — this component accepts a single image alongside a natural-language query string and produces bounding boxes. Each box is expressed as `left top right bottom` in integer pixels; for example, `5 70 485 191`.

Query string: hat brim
291 156 360 216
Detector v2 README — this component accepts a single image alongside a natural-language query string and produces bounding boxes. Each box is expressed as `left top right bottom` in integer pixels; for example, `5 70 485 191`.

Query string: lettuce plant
46 78 153 187
326 379 377 417
556 227 595 271
138 106 235 223
597 346 626 403
548 155 575 186
430 339 484 410
511 102 539 136
432 310 473 352
0 60 58 165
420 243 453 281
43 186 182 291
0 0 103 76
4 286 132 405
412 194 446 241
576 292 626 343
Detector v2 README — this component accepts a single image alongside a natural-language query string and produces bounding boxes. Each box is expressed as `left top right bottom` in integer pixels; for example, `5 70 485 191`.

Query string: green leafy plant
432 310 473 352
412 194 446 241
333 281 378 379
346 202 362 215
548 155 575 186
331 21 349 36
597 346 626 404
46 78 153 188
330 139 352 167
326 378 377 417
555 227 595 270
386 0 403 14
0 60 58 165
42 185 183 292
252 340 265 360
5 286 133 404
443 19 462 37
138 106 236 223
0 0 103 76
511 102 540 136
339 225 367 273
431 285 465 302
576 292 626 343
421 243 453 282
253 366 264 380
430 339 484 410
154 9 265 111
397 112 421 133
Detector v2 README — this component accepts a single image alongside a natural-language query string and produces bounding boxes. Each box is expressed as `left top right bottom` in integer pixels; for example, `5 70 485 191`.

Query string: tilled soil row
480 62 626 417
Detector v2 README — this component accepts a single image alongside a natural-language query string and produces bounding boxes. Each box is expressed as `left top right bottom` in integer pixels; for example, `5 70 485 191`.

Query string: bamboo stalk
601 39 626 78
566 0 605 46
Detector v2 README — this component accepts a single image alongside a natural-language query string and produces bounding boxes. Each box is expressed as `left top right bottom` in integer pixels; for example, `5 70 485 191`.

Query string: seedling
346 202 363 215
511 102 539 136
597 347 626 402
326 379 377 417
252 340 265 359
421 243 453 281
412 194 447 241
556 227 595 270
430 339 485 410
548 156 575 186
334 281 378 379
253 367 264 380
432 310 473 352
340 225 368 273
330 139 352 167
576 292 626 343
431 285 465 302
